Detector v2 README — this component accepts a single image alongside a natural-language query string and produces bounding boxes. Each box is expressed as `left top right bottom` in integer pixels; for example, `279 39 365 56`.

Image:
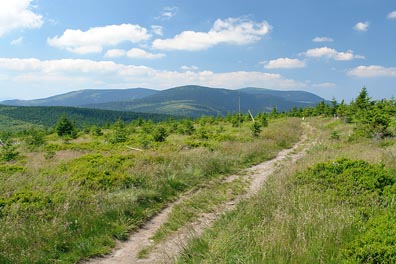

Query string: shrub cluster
296 158 396 263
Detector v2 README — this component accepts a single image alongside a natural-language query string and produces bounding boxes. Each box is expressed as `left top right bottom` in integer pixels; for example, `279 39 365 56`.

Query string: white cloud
151 25 163 36
348 65 396 77
0 0 43 37
153 17 271 51
0 58 126 74
312 37 333 43
104 49 126 58
353 21 369 32
303 46 364 61
126 48 165 59
312 82 336 88
264 58 305 69
157 6 178 20
181 65 199 71
0 57 306 92
47 24 151 54
387 11 396 19
10 37 24 46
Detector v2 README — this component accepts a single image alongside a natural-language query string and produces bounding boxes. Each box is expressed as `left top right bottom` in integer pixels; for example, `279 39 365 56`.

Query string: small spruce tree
56 114 77 138
251 122 262 138
153 126 168 142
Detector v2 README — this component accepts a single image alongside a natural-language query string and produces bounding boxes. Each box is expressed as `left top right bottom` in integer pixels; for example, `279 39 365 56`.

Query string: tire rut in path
85 124 312 264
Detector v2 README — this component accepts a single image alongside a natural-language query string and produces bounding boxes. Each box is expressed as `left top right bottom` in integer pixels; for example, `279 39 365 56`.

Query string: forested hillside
86 85 325 116
0 105 170 129
1 86 327 118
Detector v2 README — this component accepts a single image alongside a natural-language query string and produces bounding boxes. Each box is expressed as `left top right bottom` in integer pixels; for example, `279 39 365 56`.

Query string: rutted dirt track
85 124 312 264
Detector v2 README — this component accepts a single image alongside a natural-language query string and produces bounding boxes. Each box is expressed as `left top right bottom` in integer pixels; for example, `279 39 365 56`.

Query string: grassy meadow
0 115 301 263
178 117 396 264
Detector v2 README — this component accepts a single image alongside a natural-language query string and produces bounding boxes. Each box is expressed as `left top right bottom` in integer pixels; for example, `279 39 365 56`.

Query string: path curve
85 123 312 264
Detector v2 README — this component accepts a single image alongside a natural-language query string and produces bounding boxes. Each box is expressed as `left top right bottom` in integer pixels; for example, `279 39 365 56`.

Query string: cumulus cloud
0 58 123 73
264 58 306 69
353 21 369 32
126 48 165 59
303 46 364 61
0 57 306 92
0 0 43 37
48 24 151 54
181 65 199 71
152 17 271 51
104 49 126 58
312 37 333 42
348 65 396 77
387 11 396 19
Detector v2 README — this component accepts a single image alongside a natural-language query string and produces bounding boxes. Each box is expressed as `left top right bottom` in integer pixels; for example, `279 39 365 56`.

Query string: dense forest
0 105 171 131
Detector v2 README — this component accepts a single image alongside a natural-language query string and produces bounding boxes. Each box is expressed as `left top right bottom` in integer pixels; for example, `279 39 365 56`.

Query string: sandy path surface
85 124 312 264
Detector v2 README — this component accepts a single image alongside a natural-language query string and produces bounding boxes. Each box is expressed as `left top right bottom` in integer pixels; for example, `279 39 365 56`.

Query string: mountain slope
1 85 327 118
238 87 325 104
87 85 326 117
1 88 157 107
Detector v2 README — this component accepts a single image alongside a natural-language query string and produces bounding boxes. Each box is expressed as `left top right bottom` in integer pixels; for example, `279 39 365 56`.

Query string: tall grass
178 117 396 263
0 117 301 263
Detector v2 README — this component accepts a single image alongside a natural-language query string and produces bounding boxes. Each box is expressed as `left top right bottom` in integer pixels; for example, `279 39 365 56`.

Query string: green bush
153 126 168 142
56 114 77 139
251 122 262 138
344 211 396 263
1 143 19 162
25 128 46 150
68 154 136 190
296 158 396 264
295 158 394 206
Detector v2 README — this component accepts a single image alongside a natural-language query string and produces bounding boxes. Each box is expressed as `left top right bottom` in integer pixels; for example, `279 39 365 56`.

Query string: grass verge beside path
0 118 301 263
178 117 396 264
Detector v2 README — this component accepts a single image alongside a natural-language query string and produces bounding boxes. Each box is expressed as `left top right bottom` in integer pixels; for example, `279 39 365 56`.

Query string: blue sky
0 0 395 101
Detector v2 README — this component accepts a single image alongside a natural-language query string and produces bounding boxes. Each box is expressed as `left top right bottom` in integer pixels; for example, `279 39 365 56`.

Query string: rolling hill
1 85 327 118
1 88 157 107
86 86 326 117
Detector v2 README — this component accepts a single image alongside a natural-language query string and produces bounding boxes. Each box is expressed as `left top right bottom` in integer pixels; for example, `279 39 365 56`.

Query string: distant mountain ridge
1 85 327 117
2 88 157 107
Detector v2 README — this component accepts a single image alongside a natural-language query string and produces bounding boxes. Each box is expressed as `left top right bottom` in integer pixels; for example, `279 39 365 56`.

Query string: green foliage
1 142 19 162
250 122 262 138
0 116 303 263
153 126 168 142
0 105 170 128
25 128 46 150
90 125 103 136
56 114 77 139
107 119 128 144
178 119 195 135
68 154 136 190
300 87 396 139
257 113 268 127
295 158 394 205
195 127 209 140
344 211 396 263
0 164 25 174
330 130 340 140
295 158 396 263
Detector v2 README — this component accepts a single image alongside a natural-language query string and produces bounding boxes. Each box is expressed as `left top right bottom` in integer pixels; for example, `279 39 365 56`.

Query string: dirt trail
85 123 312 264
